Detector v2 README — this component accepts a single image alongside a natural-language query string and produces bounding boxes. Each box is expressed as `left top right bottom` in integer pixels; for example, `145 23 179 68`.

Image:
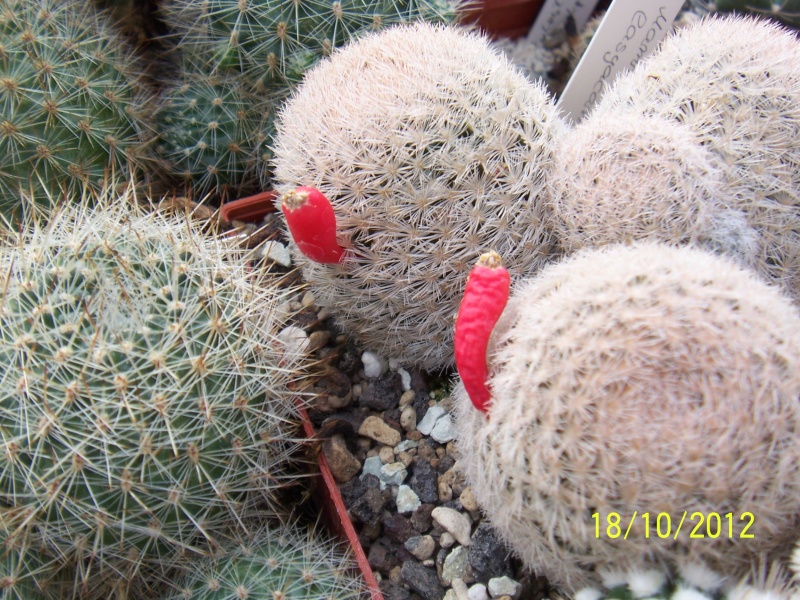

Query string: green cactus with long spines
0 186 310 595
0 0 153 218
163 521 368 600
152 72 271 200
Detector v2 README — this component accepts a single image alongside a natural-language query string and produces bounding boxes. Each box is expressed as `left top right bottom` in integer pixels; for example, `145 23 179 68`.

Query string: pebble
396 451 414 467
300 291 316 307
400 406 417 432
395 439 418 453
378 446 395 464
401 561 445 600
380 462 408 487
488 577 523 599
276 326 309 358
360 456 385 487
438 481 453 502
397 367 412 390
396 485 421 514
439 531 456 549
358 416 401 447
459 487 479 512
361 351 388 378
307 330 331 352
417 405 447 435
452 578 471 600
408 459 438 504
469 523 514 583
432 507 472 546
469 583 489 600
261 240 292 267
442 546 470 586
430 413 457 443
322 434 362 483
404 535 436 561
317 306 332 321
399 389 416 408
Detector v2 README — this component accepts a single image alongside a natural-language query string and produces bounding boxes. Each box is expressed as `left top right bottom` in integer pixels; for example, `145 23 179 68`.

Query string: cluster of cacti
453 242 800 593
686 0 800 28
547 110 760 266
151 72 269 200
0 187 312 595
0 0 153 218
573 561 794 600
273 21 567 370
162 520 368 600
589 15 800 302
145 0 463 198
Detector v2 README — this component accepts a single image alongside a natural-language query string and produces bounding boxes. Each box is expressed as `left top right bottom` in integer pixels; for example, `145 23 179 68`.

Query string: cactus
163 520 367 600
0 0 154 218
151 71 271 200
272 22 567 370
548 111 760 265
685 0 800 28
573 562 794 600
452 242 800 593
0 185 310 594
592 15 800 302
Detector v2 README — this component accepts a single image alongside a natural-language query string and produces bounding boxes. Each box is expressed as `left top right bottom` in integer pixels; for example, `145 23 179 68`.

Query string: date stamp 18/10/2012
592 511 755 540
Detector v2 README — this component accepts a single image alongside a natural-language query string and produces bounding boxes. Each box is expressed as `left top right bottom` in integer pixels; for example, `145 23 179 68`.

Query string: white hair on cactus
628 569 669 598
574 588 605 600
593 14 800 302
671 588 714 600
678 562 726 592
453 242 800 592
272 22 567 370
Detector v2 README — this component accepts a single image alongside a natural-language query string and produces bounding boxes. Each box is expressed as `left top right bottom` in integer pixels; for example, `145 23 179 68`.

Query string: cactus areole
280 186 345 263
455 251 511 413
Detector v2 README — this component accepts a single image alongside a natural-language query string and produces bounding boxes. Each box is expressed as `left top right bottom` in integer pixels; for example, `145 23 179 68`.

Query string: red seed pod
454 251 511 413
280 186 346 264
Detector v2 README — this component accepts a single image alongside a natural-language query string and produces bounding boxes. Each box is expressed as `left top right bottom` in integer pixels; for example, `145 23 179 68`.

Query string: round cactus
548 111 759 264
272 22 567 370
453 243 800 592
0 187 310 593
0 0 153 218
685 0 800 28
592 15 800 302
163 521 367 600
151 71 270 200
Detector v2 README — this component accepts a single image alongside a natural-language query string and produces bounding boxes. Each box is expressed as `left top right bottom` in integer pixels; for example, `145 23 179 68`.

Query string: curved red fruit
454 251 511 414
280 186 345 264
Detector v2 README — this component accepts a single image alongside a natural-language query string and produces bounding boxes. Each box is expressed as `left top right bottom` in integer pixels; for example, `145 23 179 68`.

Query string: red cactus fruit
280 186 346 264
454 251 511 413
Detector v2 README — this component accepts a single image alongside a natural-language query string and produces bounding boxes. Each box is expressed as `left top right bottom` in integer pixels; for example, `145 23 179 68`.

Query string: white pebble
261 241 292 267
396 485 421 514
432 507 471 546
430 414 456 443
276 326 309 359
417 405 446 435
487 576 522 599
397 367 412 390
469 583 489 600
361 351 388 378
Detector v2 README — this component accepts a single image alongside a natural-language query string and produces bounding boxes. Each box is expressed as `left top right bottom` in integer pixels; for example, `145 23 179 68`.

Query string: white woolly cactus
0 187 309 594
163 521 368 600
272 21 567 370
452 243 800 592
592 15 800 301
549 111 759 264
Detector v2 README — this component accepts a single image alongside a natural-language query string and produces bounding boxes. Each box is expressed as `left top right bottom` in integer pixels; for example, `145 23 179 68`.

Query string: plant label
557 0 684 123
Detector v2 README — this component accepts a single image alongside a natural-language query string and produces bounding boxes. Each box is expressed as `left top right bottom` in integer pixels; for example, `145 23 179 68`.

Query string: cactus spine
548 111 759 265
272 22 567 370
0 0 152 218
163 521 368 600
453 242 800 592
0 186 309 594
593 15 800 301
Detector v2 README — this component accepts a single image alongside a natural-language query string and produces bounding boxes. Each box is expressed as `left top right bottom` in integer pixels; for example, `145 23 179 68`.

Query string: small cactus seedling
0 186 310 594
593 15 800 301
163 521 367 600
453 242 800 592
0 0 153 218
549 111 759 265
273 22 567 370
